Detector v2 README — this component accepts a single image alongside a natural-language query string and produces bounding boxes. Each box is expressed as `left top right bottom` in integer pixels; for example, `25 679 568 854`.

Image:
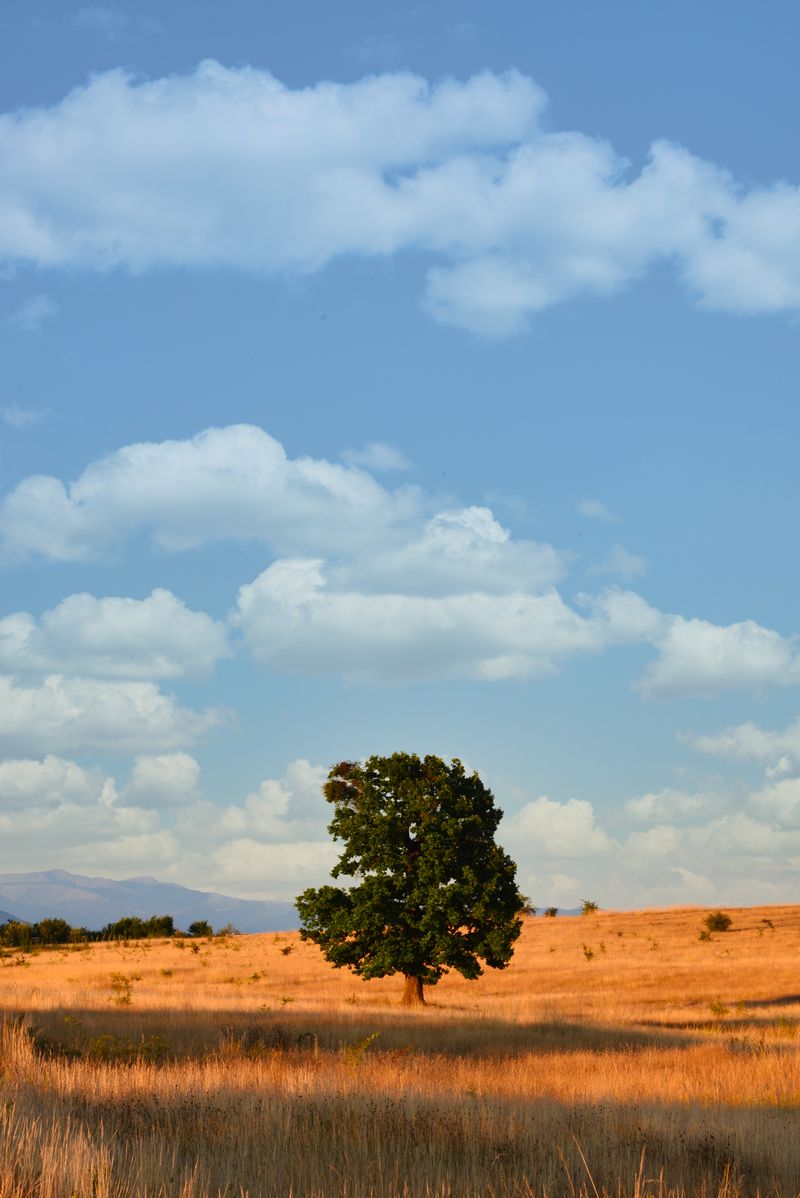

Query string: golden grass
1 904 799 1196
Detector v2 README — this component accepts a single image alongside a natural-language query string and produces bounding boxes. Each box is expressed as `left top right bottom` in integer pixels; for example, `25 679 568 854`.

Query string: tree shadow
10 1002 697 1061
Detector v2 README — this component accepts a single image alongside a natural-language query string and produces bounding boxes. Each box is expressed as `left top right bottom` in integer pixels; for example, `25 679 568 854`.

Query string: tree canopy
295 753 522 1004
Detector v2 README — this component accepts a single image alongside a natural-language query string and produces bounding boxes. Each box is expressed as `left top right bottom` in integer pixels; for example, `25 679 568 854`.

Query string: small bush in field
581 899 599 915
704 911 732 933
543 907 558 918
107 972 140 1006
87 1033 169 1063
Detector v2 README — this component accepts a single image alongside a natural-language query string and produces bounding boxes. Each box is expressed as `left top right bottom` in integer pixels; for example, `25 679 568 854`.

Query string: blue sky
1 1 799 909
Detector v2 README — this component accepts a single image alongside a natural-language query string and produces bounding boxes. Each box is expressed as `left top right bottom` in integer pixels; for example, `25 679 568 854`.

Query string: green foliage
343 1031 380 1071
87 1033 169 1063
34 918 72 944
580 899 599 915
704 910 732 933
0 921 32 948
102 914 175 940
543 907 558 918
187 919 213 938
518 895 537 916
295 753 523 996
107 972 141 1006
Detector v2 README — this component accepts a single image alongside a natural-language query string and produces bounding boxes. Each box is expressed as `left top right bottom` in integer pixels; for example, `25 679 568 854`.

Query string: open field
1 904 799 1197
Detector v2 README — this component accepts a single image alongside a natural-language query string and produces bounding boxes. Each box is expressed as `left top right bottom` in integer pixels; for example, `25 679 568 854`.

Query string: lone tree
295 753 523 1005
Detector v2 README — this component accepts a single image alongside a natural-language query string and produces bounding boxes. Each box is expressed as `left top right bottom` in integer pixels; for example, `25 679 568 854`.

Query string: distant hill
0 909 18 925
0 870 299 934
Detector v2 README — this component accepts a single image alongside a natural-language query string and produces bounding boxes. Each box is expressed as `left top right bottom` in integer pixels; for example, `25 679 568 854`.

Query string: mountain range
0 870 299 933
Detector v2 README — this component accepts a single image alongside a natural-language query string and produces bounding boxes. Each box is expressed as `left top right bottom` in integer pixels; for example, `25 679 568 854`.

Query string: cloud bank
1 63 800 334
2 424 799 698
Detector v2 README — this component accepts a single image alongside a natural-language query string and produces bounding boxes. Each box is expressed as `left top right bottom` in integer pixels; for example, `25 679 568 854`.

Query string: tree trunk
401 974 425 1005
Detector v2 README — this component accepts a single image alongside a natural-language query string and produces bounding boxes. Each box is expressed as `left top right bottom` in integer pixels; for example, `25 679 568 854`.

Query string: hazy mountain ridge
0 870 299 933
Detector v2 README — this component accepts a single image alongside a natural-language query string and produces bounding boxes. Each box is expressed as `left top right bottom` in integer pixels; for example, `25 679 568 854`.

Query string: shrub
704 911 732 933
543 907 558 918
581 899 599 915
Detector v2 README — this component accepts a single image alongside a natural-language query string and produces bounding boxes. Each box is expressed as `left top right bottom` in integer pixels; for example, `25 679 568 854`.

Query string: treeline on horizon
0 914 237 947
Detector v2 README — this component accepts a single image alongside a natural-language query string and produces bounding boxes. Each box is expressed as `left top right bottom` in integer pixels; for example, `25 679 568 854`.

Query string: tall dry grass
0 904 798 1197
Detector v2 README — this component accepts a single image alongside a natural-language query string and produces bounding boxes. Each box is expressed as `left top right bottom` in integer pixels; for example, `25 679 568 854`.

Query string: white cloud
750 777 800 829
576 499 617 522
3 422 799 698
122 753 201 809
686 717 800 771
205 758 329 842
587 544 648 580
0 588 230 678
331 506 566 596
10 294 58 332
210 838 339 894
342 442 411 472
503 796 615 858
1 64 799 335
638 616 800 698
0 754 331 895
0 404 47 429
0 754 116 808
2 747 799 906
0 424 417 564
624 787 722 822
624 823 684 859
234 564 651 682
0 674 225 756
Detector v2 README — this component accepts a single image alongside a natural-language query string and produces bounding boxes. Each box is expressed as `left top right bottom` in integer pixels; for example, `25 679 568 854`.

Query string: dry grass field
1 904 799 1197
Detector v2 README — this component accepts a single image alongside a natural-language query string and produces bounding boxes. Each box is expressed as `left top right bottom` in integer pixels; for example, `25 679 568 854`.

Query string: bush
543 907 558 918
187 920 213 938
704 910 732 933
581 899 599 915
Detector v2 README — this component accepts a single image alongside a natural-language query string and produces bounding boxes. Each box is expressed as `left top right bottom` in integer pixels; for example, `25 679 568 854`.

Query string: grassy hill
0 904 798 1196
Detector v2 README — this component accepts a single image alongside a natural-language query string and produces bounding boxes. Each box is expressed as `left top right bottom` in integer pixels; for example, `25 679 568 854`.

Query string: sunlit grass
1 904 798 1196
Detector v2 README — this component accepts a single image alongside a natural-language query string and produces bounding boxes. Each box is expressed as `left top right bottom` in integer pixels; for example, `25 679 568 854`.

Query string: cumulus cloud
0 424 417 564
0 755 162 867
750 776 800 829
0 755 116 808
1 64 800 334
2 747 799 905
0 674 225 756
3 423 799 697
0 588 230 678
233 564 653 682
503 796 615 858
624 787 723 822
122 753 201 809
330 506 567 596
0 753 335 899
685 717 800 771
638 616 800 697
